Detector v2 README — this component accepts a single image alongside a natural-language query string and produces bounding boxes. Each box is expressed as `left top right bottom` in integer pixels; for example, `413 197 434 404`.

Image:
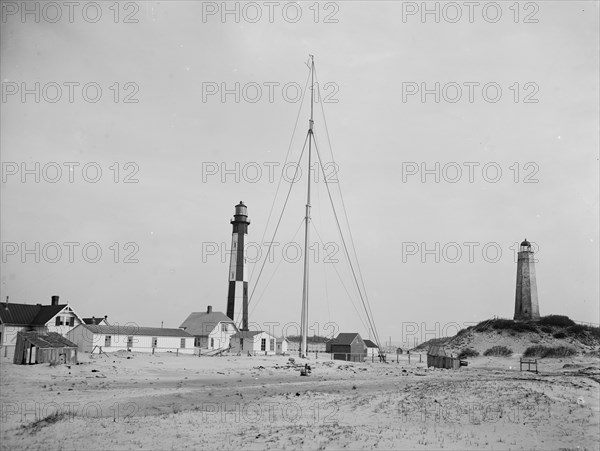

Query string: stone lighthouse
226 201 250 331
514 239 540 321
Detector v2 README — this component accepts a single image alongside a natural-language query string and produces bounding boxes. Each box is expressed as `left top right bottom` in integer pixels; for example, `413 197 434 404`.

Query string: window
55 317 63 326
221 324 228 332
210 338 214 348
105 336 111 347
261 338 266 351
270 339 275 351
69 317 75 327
152 337 158 348
180 338 186 349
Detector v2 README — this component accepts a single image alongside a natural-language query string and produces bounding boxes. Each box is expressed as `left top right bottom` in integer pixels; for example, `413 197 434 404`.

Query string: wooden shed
14 331 78 365
427 344 460 370
329 332 366 362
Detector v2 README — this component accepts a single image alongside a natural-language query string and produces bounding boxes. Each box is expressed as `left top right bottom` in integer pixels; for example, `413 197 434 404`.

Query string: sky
1 1 598 347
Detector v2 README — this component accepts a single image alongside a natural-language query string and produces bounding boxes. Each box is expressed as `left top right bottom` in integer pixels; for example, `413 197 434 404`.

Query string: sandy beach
1 352 598 450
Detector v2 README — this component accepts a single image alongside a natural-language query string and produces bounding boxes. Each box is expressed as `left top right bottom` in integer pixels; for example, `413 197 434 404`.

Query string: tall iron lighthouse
514 239 540 321
226 201 250 331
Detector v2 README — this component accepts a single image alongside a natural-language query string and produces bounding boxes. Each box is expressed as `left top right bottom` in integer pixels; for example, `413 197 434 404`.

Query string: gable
179 311 237 336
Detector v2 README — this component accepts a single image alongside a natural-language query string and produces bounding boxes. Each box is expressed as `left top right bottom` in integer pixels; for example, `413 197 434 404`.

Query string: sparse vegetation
458 348 479 359
523 345 577 358
539 315 576 328
483 346 513 357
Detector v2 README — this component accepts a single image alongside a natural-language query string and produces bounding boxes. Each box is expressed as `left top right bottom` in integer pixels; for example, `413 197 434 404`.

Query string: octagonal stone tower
514 239 540 321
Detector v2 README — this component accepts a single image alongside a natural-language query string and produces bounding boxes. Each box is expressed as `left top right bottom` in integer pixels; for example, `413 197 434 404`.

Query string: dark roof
331 333 363 346
32 305 68 325
18 332 77 349
428 345 447 357
81 324 193 337
83 317 106 325
179 311 236 336
521 239 531 247
0 303 68 326
363 339 378 348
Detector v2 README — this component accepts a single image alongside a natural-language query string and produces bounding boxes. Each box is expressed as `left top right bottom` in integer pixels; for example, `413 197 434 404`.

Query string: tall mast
300 55 315 359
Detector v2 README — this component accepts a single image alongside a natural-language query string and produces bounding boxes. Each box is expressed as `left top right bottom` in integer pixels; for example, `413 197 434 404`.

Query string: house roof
363 339 378 348
0 303 71 326
179 311 236 336
81 324 193 338
232 330 274 339
428 345 447 357
82 317 106 325
18 331 77 348
330 332 363 346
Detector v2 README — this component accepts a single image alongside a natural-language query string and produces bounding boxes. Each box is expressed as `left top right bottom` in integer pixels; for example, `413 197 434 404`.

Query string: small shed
14 331 78 365
427 344 460 369
276 337 289 355
230 330 277 355
329 332 366 362
364 339 379 359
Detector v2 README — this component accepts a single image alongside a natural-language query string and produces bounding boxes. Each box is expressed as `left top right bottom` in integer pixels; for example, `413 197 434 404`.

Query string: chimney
51 295 59 306
92 316 96 324
207 305 213 314
4 296 8 310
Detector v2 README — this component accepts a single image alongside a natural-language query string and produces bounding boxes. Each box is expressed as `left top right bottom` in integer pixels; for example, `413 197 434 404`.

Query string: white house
0 296 84 357
364 339 380 360
67 324 195 354
179 306 238 351
230 330 277 356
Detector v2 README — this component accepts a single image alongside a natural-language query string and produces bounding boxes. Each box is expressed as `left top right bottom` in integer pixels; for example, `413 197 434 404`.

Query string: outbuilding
230 330 277 356
427 344 460 369
364 339 379 360
276 337 289 355
67 324 195 354
329 332 366 362
14 331 78 365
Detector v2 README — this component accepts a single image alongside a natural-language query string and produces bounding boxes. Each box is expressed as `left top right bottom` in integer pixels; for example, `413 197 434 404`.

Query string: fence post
408 353 411 364
420 354 422 363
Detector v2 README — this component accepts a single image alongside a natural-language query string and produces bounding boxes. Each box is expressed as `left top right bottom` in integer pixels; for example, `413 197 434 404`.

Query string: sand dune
1 352 598 450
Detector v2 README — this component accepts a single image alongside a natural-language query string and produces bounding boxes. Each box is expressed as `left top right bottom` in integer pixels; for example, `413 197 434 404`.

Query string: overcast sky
1 1 598 346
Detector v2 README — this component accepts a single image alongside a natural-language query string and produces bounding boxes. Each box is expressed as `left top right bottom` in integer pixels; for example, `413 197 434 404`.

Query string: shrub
538 315 576 328
458 348 479 359
553 331 566 339
483 346 513 357
567 324 597 335
540 326 552 334
490 320 538 333
523 345 577 358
